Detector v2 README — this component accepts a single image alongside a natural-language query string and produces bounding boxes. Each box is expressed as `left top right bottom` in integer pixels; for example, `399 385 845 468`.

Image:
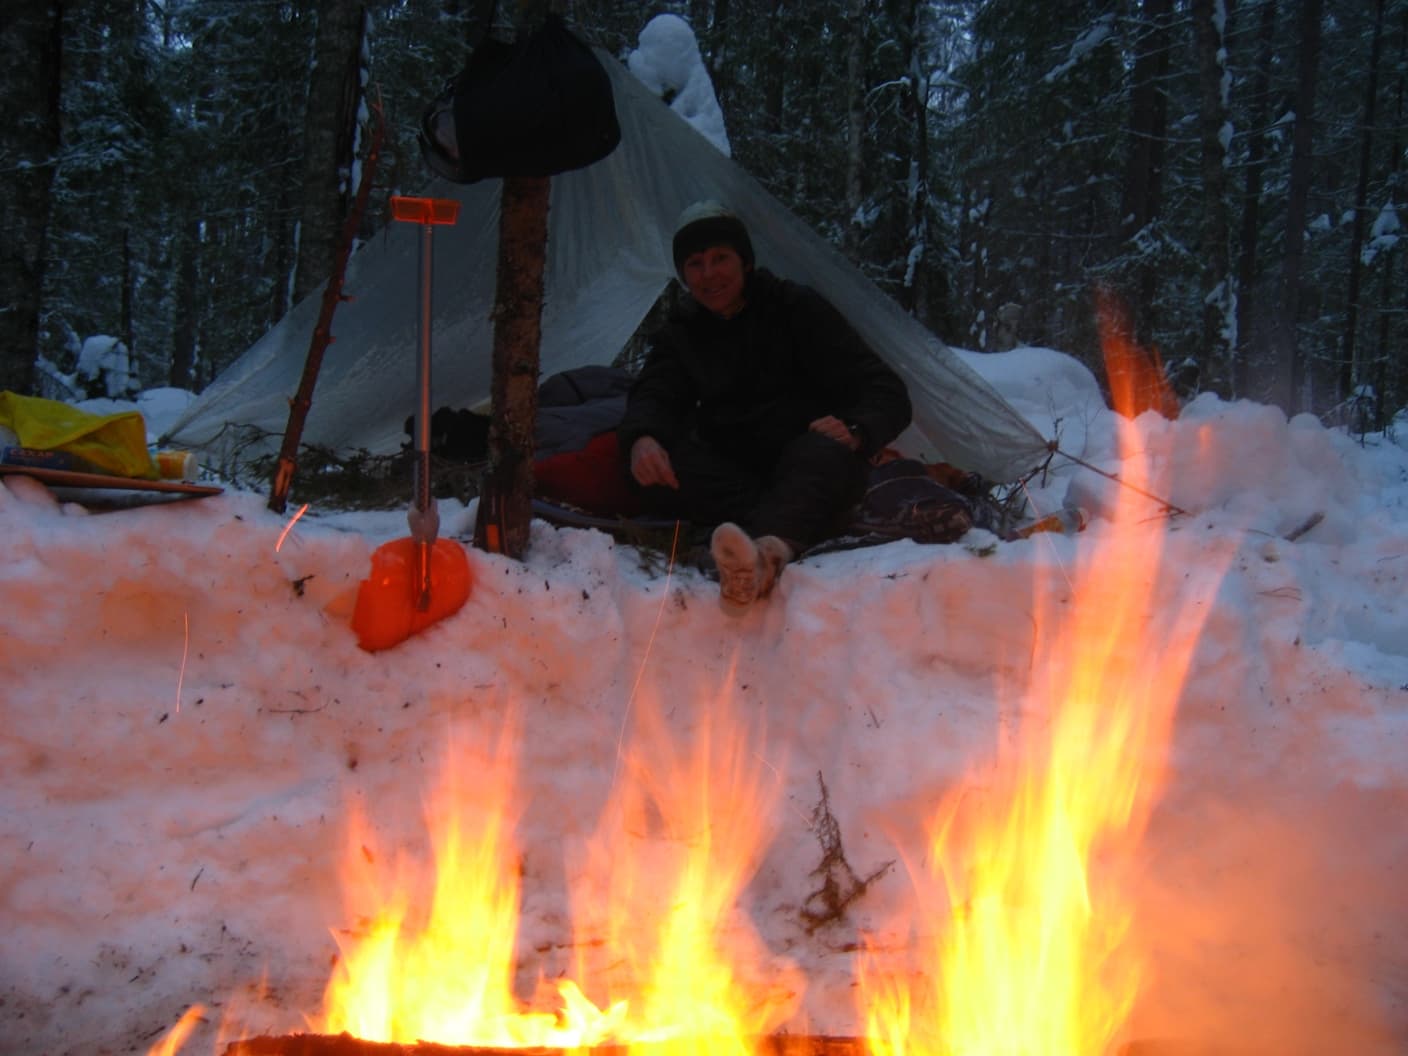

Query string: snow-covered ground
2 347 1406 1056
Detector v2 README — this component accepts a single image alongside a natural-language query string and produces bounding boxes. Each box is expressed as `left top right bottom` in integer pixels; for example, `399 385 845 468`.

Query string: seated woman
618 201 912 613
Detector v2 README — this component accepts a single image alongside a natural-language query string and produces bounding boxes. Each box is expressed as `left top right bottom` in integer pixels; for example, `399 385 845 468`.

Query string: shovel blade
351 537 471 652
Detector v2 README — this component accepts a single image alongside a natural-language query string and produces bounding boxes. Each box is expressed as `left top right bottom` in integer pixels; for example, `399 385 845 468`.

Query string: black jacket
618 269 912 464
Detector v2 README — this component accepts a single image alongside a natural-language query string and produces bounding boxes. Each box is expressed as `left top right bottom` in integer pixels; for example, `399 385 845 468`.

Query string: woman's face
681 244 748 318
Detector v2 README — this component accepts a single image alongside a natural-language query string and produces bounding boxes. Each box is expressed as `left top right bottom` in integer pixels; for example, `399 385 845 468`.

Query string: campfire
150 318 1218 1056
307 696 803 1054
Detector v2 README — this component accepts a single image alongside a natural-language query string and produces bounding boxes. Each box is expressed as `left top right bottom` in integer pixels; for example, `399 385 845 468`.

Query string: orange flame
144 1004 206 1056
1095 289 1180 421
317 717 593 1046
861 302 1216 1056
568 683 803 1052
316 688 799 1052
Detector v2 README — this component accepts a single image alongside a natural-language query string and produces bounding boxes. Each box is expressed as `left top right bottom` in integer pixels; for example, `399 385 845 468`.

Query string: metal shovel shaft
390 195 461 613
411 220 437 612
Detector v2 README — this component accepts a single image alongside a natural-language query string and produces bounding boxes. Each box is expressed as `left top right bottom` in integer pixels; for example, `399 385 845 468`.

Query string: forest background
2 0 1404 435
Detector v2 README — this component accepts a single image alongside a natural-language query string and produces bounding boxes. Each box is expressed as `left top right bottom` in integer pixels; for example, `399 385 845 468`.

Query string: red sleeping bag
533 430 642 517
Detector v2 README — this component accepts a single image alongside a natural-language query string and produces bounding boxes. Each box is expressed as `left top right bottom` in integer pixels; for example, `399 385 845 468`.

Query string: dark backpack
419 14 621 183
850 460 977 544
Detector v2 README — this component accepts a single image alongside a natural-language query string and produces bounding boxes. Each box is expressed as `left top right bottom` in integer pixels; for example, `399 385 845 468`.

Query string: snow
1363 201 1401 265
72 387 199 444
76 335 137 400
1044 13 1116 84
3 346 1408 1056
953 345 1108 456
627 14 731 157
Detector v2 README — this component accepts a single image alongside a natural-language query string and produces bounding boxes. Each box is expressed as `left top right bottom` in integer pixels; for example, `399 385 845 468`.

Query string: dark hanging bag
419 14 621 183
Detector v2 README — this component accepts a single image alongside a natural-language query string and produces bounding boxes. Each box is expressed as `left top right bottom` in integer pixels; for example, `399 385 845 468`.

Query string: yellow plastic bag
0 391 158 479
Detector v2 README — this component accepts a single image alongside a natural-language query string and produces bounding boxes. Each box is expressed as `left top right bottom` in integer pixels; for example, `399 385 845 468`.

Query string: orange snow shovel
351 196 471 652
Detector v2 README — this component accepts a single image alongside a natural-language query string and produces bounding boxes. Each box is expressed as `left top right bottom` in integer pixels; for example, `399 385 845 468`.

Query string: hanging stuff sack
419 13 621 183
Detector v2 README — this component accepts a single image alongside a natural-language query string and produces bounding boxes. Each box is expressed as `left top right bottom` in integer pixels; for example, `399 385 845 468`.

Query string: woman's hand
809 415 861 452
630 435 680 488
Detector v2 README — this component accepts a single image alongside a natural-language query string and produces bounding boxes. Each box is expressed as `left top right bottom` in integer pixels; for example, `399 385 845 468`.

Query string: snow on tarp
164 50 1051 484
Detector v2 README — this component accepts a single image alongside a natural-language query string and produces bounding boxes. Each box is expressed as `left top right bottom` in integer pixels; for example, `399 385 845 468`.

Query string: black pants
637 430 869 549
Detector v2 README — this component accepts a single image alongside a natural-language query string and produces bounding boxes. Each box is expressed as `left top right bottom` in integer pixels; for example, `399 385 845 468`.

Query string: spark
176 610 190 715
275 503 310 552
754 748 812 828
612 518 681 791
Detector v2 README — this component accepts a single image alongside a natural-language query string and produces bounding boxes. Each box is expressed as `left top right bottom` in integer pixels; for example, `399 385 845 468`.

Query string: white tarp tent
165 51 1052 483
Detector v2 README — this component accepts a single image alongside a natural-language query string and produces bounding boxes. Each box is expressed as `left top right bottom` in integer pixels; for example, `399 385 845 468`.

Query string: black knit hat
671 201 755 278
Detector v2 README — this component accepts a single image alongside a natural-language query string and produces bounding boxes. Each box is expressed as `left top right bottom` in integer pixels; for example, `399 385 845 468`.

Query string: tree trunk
1193 0 1234 393
471 176 550 557
689 0 711 34
709 0 733 109
899 0 928 316
478 178 554 557
121 227 136 358
464 0 497 47
1339 0 1386 404
1271 0 1323 414
292 0 366 305
0 0 64 395
1234 0 1278 399
169 218 201 389
469 0 557 559
1118 0 1173 344
760 0 787 139
1377 8 1407 428
965 183 991 348
842 0 866 257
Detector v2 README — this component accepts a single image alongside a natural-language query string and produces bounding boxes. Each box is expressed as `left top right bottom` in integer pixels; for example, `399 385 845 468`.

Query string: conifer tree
0 0 63 395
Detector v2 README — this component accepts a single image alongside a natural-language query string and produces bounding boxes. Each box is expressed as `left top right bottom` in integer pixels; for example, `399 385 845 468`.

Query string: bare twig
1283 511 1324 542
799 772 893 934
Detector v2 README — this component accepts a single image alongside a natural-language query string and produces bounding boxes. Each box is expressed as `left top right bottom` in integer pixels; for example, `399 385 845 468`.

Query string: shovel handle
391 195 461 612
416 538 432 611
407 500 440 611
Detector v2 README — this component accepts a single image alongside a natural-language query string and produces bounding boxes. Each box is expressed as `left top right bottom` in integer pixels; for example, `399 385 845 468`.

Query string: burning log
224 1034 868 1056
